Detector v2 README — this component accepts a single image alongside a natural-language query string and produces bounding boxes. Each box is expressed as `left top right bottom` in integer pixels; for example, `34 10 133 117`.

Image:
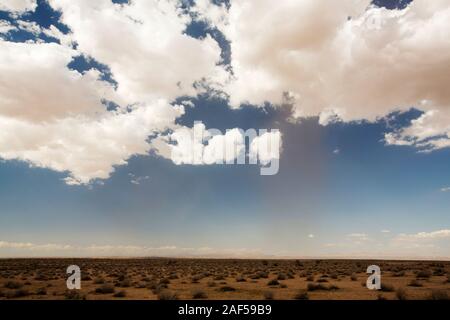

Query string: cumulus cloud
200 0 450 149
0 0 227 185
2 0 450 184
0 0 37 13
48 0 226 103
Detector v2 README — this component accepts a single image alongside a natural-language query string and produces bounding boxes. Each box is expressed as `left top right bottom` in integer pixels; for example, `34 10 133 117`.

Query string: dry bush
64 290 86 300
267 279 280 286
263 291 274 300
416 270 431 279
158 290 178 300
380 283 395 292
36 287 47 295
218 286 236 292
4 281 23 289
407 279 423 287
95 284 115 294
396 288 407 300
293 290 309 300
428 290 449 300
113 290 127 298
192 290 208 299
5 289 29 299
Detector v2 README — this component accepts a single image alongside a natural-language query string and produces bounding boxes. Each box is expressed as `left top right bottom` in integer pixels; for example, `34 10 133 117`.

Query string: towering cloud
201 0 450 150
1 0 449 184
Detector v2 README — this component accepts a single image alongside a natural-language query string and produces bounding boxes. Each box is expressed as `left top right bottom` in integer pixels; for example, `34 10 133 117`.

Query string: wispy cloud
0 240 266 258
395 229 450 241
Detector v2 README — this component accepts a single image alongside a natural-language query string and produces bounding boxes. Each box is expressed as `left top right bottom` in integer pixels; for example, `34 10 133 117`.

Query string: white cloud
202 0 450 150
48 0 226 103
0 240 266 258
0 0 37 13
0 20 17 34
395 229 450 241
381 229 391 233
347 233 370 242
0 0 228 185
441 187 450 192
308 234 315 238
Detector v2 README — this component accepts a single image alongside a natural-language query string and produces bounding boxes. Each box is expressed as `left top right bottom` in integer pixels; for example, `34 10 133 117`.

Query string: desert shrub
328 285 339 291
36 287 47 295
416 270 431 279
393 271 405 277
113 290 127 298
306 275 314 282
330 272 338 279
64 290 86 300
4 281 23 289
377 294 387 300
115 279 131 287
34 273 47 281
151 284 168 294
307 283 327 291
396 288 407 300
93 278 105 284
158 290 178 300
6 289 29 299
235 275 246 282
263 291 274 300
380 283 395 292
192 290 208 299
350 274 358 281
428 290 449 300
135 282 147 288
317 278 328 283
307 283 339 291
433 268 445 276
159 278 170 285
218 286 236 292
207 281 216 287
267 279 280 286
408 279 423 287
280 284 288 288
95 284 115 294
277 273 287 280
293 290 309 300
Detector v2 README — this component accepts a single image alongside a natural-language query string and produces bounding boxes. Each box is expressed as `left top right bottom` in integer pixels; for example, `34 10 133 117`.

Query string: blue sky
0 0 449 259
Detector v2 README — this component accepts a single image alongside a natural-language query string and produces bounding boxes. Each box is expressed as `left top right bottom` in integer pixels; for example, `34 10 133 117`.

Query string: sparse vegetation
95 284 115 294
192 290 208 299
0 258 448 300
293 290 309 300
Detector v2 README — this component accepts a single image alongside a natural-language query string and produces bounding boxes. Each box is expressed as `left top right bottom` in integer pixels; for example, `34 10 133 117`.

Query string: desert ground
0 258 449 300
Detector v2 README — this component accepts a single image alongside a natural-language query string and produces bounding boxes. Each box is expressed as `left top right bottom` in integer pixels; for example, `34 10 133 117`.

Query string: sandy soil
0 258 449 300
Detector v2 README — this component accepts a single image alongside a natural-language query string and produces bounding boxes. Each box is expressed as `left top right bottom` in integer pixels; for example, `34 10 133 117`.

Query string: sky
0 0 450 259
